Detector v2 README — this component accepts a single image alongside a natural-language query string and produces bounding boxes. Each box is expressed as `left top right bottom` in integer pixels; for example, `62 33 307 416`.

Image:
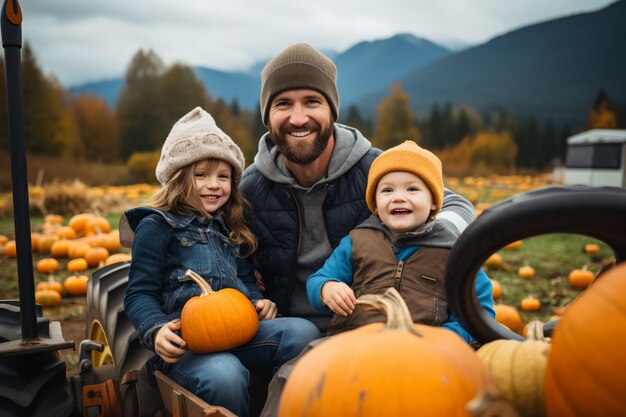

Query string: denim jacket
122 207 264 351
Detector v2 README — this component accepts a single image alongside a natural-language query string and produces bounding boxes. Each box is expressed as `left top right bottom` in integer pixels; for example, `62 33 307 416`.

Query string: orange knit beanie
365 140 444 215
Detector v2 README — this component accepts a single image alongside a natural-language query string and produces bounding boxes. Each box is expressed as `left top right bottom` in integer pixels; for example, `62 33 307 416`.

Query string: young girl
122 107 320 417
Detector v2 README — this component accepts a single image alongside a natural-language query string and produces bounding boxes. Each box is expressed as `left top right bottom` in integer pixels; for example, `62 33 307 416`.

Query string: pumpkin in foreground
180 269 259 353
278 288 503 417
545 261 626 417
477 321 551 417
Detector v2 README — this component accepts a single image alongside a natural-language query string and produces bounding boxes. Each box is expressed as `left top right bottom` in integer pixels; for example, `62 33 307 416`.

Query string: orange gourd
180 269 259 353
36 276 63 294
0 235 7 245
520 296 541 312
84 216 111 236
278 288 501 417
518 265 535 279
67 257 89 273
69 213 96 235
3 240 17 258
50 239 72 258
104 253 131 266
568 267 594 289
35 288 62 307
84 246 109 267
485 253 503 268
491 279 503 300
503 240 523 250
37 235 57 253
63 275 89 296
37 257 60 273
545 262 626 416
69 241 91 259
583 243 599 254
494 304 523 333
56 226 77 240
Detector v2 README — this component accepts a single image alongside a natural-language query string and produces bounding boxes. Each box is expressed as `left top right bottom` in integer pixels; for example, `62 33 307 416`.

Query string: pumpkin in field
485 253 503 268
518 265 535 279
545 262 626 417
3 240 17 258
477 321 551 417
278 288 504 417
84 216 111 236
63 275 89 296
520 296 541 312
181 269 259 353
56 226 77 240
69 241 91 259
503 240 523 250
35 288 62 307
494 304 523 333
68 213 96 235
67 257 88 273
104 253 131 266
583 243 599 254
491 279 503 300
568 267 594 289
37 257 60 273
0 234 8 245
36 277 63 294
50 239 72 258
84 246 109 267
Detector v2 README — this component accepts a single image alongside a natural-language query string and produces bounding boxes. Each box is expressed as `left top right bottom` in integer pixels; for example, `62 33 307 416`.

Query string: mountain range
70 0 626 129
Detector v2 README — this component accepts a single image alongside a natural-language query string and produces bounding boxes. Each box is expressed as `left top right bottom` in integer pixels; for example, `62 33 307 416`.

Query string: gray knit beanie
260 43 339 126
155 107 245 186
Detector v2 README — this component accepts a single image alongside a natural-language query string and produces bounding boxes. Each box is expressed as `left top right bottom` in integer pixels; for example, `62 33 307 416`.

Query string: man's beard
269 121 333 164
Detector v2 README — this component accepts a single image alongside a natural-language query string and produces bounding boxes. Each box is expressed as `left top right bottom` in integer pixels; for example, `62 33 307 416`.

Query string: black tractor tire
86 261 153 382
445 185 626 344
0 301 74 417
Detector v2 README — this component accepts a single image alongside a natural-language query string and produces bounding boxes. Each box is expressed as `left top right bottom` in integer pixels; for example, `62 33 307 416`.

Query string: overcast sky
18 0 617 86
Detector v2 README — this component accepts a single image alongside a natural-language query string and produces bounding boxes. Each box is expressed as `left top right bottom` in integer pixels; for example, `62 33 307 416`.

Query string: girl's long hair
148 159 257 255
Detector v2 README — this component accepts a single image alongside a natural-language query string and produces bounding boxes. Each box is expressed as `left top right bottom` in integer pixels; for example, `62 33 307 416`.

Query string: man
239 43 475 333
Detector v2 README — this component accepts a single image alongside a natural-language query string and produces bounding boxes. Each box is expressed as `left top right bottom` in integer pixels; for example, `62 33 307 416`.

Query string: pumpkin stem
185 269 215 296
356 287 422 336
526 320 550 342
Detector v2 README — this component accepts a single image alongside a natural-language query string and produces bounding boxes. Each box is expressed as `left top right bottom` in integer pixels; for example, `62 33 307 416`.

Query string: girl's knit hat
155 107 245 186
365 140 444 215
260 43 339 126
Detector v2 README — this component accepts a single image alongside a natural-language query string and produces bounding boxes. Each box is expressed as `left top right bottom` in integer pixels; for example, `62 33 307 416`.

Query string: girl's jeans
166 317 321 417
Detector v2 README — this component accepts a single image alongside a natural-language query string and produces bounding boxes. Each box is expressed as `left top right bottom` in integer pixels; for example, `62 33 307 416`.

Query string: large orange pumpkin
180 269 259 353
278 288 502 417
37 257 60 273
545 262 626 417
84 246 109 267
568 267 594 289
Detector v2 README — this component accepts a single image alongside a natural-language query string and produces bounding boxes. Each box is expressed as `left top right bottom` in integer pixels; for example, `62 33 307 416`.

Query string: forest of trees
0 44 623 181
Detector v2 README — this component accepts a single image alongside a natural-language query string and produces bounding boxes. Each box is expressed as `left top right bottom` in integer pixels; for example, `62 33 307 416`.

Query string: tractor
1 1 626 416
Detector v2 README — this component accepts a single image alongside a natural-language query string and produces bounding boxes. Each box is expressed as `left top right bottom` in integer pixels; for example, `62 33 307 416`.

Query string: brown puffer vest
327 228 451 336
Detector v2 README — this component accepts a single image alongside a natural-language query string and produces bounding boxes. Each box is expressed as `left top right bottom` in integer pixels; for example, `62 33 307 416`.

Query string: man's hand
255 299 277 320
154 319 187 363
321 281 356 316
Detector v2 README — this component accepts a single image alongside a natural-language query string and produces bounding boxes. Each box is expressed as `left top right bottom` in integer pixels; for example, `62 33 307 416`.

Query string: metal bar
1 0 38 340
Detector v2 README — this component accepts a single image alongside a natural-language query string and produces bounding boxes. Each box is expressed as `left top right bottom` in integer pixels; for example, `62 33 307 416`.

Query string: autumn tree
373 83 420 150
439 130 517 176
211 98 256 166
71 93 119 162
116 49 166 159
586 89 619 129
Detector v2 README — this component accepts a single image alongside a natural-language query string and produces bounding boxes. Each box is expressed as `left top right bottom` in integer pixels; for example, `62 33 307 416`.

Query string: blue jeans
166 317 321 417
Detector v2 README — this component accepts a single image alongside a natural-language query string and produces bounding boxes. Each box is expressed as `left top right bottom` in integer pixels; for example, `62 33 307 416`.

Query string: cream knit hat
155 107 245 186
260 43 339 126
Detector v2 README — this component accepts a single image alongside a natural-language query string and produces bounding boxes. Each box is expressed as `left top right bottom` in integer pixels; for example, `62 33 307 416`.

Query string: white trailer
563 129 626 187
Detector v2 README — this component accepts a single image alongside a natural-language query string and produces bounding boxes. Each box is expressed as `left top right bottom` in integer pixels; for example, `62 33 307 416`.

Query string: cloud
17 0 616 86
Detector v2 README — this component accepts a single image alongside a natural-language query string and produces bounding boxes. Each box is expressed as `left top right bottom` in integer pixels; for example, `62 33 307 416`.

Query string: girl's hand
154 319 187 363
321 281 356 316
255 299 277 320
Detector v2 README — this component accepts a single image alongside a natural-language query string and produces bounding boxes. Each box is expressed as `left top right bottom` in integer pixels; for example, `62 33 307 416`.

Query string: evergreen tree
342 104 372 138
116 49 165 160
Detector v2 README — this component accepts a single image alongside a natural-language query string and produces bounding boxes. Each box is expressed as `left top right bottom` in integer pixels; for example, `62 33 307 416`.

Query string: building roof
568 129 626 144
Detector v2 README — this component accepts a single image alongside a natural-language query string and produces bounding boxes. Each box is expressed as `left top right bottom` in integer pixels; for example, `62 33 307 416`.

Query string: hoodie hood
253 123 372 188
